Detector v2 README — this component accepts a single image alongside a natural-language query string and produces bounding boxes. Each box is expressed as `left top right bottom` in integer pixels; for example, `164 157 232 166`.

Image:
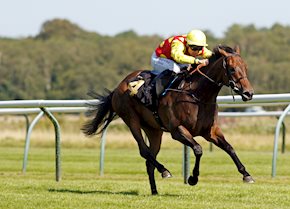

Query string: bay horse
82 45 255 195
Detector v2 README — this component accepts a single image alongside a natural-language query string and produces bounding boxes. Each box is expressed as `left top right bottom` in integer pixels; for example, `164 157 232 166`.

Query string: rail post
40 107 61 182
272 104 290 177
22 112 44 173
183 145 190 184
99 125 108 176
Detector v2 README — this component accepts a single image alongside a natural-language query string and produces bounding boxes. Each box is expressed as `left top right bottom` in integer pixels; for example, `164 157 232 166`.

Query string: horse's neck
188 58 224 102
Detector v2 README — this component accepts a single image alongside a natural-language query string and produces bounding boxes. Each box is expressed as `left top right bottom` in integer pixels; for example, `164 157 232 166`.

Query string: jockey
151 29 212 75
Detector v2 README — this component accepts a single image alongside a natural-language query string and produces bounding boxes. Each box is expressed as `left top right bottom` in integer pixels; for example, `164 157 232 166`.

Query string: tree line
0 19 289 100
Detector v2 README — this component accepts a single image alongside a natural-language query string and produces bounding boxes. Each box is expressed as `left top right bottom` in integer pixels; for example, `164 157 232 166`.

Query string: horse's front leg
204 126 254 183
171 125 203 186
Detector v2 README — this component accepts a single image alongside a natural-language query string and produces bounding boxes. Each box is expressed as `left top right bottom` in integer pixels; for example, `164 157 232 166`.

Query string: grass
0 115 290 208
1 146 290 209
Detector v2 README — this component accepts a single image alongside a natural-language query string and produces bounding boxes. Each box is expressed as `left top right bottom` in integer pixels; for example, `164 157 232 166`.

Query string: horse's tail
82 89 116 136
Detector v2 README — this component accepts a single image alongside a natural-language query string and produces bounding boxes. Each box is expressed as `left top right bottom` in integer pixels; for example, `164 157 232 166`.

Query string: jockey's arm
171 40 212 64
195 47 212 65
171 40 198 64
202 47 213 58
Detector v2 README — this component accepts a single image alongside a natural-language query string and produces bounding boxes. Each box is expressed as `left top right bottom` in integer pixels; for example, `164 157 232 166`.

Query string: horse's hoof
151 191 158 195
243 176 255 183
161 170 172 179
188 175 198 186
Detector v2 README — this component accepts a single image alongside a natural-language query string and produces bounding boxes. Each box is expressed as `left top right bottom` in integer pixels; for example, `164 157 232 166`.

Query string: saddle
128 70 181 112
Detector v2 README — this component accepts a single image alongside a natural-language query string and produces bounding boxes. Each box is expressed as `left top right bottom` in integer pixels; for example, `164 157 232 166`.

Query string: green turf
0 146 290 209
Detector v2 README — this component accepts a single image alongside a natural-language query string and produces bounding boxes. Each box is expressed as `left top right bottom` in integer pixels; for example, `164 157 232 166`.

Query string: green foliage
0 19 289 99
222 23 290 94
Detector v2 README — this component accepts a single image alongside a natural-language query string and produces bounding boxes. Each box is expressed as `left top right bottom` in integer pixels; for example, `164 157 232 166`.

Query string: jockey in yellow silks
151 29 212 74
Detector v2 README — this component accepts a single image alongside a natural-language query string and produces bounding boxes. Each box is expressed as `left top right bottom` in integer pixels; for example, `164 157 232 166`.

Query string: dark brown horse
82 45 255 195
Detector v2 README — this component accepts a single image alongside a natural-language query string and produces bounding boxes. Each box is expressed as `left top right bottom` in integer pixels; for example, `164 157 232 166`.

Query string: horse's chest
165 96 217 134
191 105 216 135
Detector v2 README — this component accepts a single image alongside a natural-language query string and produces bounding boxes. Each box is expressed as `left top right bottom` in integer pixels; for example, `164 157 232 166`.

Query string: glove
198 59 209 65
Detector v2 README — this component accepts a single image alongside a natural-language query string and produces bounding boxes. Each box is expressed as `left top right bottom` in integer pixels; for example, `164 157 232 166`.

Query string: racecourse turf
0 146 290 209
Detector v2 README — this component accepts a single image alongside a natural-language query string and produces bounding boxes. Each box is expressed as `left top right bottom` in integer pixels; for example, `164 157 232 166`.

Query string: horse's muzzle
241 91 253 101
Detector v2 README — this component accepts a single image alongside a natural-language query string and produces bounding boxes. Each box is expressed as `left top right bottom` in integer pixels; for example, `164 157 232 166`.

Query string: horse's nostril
243 91 253 100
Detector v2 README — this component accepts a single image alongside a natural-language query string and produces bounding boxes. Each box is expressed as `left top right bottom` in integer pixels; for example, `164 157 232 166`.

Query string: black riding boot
152 70 175 97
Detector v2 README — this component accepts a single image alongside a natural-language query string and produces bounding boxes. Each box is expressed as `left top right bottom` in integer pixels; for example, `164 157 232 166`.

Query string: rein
190 54 247 90
189 63 223 87
164 52 246 103
163 62 225 105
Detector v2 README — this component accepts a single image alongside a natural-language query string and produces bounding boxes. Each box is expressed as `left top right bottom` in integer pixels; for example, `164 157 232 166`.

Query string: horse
82 45 255 195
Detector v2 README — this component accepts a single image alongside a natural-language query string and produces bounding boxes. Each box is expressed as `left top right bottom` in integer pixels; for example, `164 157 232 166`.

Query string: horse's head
215 45 254 101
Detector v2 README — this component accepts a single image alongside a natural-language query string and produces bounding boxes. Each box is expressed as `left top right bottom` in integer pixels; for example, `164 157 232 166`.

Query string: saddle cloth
128 70 176 111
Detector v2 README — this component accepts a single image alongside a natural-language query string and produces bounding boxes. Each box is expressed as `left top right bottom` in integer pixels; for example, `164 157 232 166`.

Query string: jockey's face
188 45 203 57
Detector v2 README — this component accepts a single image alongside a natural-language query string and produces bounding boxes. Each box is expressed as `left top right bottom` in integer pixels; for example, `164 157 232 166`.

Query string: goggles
189 45 203 51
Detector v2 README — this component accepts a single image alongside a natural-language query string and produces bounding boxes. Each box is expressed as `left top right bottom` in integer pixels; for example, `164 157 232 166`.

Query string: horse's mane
208 45 236 63
213 45 235 57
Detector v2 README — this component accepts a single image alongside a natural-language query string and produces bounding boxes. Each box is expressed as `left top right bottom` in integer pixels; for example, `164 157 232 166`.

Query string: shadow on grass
48 188 139 196
48 188 183 197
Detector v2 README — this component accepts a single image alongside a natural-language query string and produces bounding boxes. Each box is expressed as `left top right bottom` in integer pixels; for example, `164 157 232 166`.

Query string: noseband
223 54 248 93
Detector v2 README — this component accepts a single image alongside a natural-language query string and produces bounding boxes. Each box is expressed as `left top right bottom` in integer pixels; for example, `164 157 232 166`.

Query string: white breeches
150 52 189 75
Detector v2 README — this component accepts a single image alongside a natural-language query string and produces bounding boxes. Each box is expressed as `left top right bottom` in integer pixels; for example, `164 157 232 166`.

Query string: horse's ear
234 45 240 54
218 46 230 57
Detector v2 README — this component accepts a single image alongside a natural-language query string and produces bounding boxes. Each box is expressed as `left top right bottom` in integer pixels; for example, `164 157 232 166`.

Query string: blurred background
0 0 289 151
0 0 289 100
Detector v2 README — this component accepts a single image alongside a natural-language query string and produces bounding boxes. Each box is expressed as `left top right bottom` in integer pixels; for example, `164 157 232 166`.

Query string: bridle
222 54 248 94
190 54 247 93
165 53 249 103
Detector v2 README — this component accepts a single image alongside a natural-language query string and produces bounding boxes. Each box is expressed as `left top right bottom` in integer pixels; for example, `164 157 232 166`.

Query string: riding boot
152 70 174 97
161 75 179 96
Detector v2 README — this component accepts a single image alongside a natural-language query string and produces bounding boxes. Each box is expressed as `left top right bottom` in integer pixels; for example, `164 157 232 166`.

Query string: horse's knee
193 145 203 156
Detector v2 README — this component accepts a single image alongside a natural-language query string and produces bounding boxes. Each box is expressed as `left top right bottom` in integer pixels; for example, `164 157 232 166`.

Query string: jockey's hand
198 59 209 66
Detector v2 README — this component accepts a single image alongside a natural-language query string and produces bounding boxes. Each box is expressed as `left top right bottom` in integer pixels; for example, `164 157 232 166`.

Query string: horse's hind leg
171 125 203 186
122 113 171 180
204 126 254 183
143 127 164 195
